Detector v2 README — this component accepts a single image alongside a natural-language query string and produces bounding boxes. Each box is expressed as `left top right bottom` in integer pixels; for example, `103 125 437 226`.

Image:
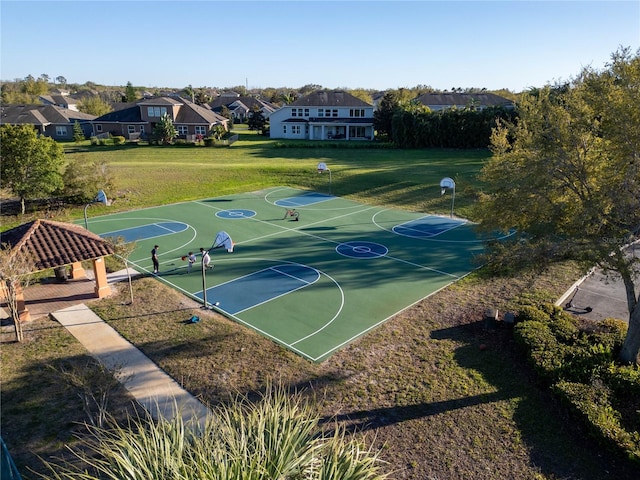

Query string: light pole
84 189 109 230
317 162 331 194
440 177 456 218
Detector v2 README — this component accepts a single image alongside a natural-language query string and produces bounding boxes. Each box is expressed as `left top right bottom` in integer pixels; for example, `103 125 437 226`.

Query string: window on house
332 109 338 117
292 125 301 134
283 125 287 133
350 126 365 137
318 109 324 117
148 106 167 117
195 126 207 135
140 126 145 133
56 126 67 136
177 125 188 135
291 109 297 117
304 108 309 116
96 124 103 132
350 109 365 117
127 125 135 134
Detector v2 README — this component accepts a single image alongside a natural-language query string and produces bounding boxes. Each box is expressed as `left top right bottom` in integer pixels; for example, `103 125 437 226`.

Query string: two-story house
92 96 229 140
269 90 374 141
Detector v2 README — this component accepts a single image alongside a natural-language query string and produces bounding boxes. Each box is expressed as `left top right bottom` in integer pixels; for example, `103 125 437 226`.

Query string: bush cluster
513 301 640 462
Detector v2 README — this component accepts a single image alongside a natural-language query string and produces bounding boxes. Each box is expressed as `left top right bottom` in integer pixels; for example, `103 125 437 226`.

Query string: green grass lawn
61 127 489 223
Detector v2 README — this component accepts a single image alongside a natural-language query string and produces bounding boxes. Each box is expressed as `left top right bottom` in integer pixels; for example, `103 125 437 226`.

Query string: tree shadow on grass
320 321 638 480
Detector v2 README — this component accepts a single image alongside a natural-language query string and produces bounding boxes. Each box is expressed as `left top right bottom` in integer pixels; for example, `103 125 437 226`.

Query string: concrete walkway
49 270 211 431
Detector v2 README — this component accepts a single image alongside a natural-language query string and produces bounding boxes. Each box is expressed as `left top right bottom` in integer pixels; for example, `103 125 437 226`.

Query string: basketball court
83 187 510 362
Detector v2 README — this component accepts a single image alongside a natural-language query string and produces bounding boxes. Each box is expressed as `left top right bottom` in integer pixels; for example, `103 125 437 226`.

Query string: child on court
187 252 196 273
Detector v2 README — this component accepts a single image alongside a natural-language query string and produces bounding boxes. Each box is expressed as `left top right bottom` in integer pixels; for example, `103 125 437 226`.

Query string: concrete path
51 303 211 431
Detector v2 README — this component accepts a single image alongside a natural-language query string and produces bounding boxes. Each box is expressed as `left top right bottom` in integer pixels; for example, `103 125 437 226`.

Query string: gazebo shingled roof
0 219 114 271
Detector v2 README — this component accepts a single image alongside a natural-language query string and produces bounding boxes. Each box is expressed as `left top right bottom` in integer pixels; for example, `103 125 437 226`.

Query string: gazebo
0 219 115 321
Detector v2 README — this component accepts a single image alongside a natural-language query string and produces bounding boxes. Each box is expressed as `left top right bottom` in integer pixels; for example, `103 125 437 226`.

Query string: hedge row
513 301 640 462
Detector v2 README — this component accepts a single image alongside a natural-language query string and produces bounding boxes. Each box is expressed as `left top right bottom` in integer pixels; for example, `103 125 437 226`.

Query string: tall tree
247 105 266 132
475 47 640 364
124 81 137 102
374 91 399 139
78 96 112 116
153 113 177 144
0 124 65 214
72 121 85 142
55 75 67 87
62 154 114 203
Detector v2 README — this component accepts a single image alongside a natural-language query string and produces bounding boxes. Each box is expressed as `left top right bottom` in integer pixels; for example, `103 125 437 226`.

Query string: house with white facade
269 90 374 141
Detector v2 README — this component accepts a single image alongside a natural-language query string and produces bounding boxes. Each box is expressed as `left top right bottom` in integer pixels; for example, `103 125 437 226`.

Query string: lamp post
84 189 109 230
440 177 456 218
317 162 331 194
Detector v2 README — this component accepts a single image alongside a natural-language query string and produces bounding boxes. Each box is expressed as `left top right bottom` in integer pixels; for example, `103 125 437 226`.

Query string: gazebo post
70 261 85 279
15 285 31 322
92 257 111 298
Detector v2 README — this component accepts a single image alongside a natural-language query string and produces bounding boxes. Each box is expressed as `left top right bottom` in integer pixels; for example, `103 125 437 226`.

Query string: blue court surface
84 187 512 362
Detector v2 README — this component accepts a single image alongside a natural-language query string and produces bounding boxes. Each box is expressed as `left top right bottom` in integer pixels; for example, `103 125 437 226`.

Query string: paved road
557 243 639 322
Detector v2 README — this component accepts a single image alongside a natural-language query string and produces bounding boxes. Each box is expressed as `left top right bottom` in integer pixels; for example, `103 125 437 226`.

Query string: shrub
553 380 640 462
517 304 550 323
515 300 640 464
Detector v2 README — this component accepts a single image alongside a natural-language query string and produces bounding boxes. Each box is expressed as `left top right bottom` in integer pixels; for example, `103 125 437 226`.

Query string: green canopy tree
475 47 640 364
373 91 399 140
247 105 266 132
124 81 137 102
0 124 65 214
78 95 112 116
153 113 177 144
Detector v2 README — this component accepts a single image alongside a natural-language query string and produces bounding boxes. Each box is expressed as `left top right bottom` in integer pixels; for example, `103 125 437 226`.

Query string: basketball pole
201 257 209 309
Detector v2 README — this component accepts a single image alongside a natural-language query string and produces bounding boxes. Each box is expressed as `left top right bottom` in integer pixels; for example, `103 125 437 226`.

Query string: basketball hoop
439 177 456 218
316 162 331 194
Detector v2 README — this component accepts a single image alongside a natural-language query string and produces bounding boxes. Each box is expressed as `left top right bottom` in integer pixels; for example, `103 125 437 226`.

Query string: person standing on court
200 247 212 269
187 251 197 273
151 245 160 273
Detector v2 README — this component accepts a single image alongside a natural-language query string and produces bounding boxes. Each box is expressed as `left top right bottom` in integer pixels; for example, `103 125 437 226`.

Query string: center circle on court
216 209 256 219
336 241 388 259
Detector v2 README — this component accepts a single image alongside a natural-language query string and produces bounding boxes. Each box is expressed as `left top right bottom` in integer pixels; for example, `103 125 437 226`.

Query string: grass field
3 129 638 478
58 126 489 223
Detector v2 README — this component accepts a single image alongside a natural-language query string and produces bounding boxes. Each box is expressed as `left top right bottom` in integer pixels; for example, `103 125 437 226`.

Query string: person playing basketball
283 209 299 221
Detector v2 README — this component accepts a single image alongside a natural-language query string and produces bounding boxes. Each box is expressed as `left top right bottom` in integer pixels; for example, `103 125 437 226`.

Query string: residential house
269 90 374 141
415 92 515 111
209 95 278 123
38 93 82 111
91 96 229 140
0 104 96 140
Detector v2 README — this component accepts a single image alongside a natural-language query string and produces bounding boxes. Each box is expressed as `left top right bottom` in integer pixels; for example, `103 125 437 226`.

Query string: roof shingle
0 220 114 271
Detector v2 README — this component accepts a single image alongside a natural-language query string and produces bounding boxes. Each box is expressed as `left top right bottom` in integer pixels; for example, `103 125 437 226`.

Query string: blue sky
1 1 638 92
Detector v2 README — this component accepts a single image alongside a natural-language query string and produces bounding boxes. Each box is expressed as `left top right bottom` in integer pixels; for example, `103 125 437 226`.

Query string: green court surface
84 187 508 362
